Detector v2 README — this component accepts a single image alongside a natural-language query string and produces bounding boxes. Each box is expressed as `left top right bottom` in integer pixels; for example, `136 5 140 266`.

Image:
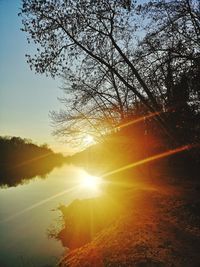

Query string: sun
80 173 102 190
83 135 95 145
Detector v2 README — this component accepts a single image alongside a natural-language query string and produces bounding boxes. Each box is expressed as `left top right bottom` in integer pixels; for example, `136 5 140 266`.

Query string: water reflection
0 164 101 267
0 155 65 187
52 195 122 249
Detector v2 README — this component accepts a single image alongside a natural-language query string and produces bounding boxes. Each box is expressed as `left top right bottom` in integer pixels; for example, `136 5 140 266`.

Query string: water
0 164 100 267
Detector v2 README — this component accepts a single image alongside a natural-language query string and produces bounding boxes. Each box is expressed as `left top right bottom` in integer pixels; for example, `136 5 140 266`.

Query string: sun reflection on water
79 173 103 191
75 169 104 196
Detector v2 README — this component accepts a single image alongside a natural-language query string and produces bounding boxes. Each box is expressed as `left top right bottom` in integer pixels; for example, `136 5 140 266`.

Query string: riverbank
56 125 200 266
58 175 200 267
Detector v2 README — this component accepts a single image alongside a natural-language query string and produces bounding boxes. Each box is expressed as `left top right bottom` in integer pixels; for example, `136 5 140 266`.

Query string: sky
0 0 71 154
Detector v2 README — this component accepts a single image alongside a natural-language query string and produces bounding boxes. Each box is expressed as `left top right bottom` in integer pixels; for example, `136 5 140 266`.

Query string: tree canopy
20 0 200 147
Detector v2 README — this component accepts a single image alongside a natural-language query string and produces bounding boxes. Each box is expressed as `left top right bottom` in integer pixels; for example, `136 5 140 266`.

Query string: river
0 163 101 267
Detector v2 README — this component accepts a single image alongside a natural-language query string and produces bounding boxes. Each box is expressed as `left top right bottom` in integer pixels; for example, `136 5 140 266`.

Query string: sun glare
83 135 95 145
80 173 102 191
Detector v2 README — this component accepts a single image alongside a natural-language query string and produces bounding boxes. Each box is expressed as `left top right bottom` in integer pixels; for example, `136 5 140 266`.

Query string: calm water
0 164 100 267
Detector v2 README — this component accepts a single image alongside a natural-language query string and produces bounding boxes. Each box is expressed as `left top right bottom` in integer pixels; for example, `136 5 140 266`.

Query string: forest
0 136 64 187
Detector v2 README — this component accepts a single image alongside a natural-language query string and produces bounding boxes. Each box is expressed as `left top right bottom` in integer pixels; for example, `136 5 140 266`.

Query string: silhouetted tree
20 1 169 137
135 0 200 143
50 56 140 145
20 0 199 147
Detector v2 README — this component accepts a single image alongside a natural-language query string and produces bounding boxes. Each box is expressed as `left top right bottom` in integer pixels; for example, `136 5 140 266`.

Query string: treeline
0 136 65 187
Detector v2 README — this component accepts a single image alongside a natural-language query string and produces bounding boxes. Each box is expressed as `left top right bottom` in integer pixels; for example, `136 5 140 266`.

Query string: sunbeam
12 152 53 168
0 185 79 223
102 144 195 178
117 110 163 130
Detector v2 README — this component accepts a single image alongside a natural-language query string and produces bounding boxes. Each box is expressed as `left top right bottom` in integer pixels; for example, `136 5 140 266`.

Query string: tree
20 0 199 147
50 52 139 145
137 0 200 103
135 0 200 143
20 1 165 120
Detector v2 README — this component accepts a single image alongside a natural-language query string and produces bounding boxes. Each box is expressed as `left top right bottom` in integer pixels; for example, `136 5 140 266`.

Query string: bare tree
50 49 139 145
20 1 164 114
20 0 199 146
134 0 200 142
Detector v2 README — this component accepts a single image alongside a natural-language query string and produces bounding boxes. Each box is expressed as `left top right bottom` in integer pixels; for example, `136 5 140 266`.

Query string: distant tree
0 136 64 187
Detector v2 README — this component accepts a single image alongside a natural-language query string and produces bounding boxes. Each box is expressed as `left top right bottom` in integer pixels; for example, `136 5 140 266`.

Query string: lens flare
102 144 194 178
0 186 79 223
80 173 102 190
84 135 95 145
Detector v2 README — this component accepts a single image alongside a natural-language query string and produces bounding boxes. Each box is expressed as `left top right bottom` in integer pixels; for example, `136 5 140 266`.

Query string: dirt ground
59 173 200 267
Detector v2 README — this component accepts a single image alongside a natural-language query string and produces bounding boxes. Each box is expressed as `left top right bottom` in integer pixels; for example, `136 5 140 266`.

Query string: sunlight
80 173 102 191
0 185 79 223
83 134 95 145
102 144 192 178
118 107 175 129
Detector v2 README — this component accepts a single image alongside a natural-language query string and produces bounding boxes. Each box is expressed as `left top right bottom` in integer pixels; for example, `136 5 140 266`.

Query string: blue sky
0 0 69 154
